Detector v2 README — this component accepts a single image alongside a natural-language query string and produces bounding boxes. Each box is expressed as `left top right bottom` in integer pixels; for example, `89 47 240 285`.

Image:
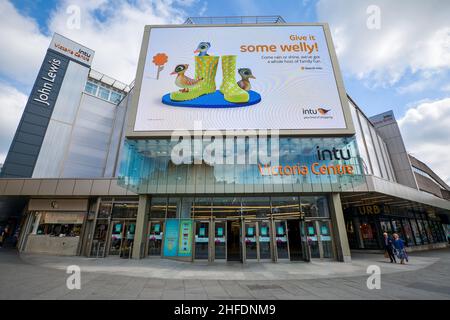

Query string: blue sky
7 0 449 118
1 0 450 182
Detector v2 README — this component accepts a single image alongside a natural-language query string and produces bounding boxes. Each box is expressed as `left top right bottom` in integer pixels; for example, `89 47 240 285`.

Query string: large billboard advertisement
128 24 353 136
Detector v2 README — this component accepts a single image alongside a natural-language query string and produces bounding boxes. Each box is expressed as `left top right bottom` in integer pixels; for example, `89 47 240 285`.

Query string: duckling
194 42 211 56
237 68 256 91
170 64 203 92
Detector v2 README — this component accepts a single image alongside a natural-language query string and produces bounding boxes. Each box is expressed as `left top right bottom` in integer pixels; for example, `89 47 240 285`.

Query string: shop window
35 212 84 237
434 221 447 242
401 219 415 246
36 223 81 237
300 196 329 218
355 217 380 249
416 220 429 244
422 220 435 243
409 219 423 245
379 219 393 233
345 218 359 249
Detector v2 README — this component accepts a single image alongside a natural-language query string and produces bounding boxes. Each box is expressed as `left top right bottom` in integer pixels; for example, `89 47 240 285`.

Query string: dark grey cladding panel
5 152 36 166
10 141 41 156
0 50 70 178
15 131 45 146
22 113 49 127
2 163 34 177
18 122 47 136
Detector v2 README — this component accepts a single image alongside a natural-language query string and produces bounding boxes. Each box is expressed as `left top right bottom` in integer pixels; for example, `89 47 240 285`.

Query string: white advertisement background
134 25 346 132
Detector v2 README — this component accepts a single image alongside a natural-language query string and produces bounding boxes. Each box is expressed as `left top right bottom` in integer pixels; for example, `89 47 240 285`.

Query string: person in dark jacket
393 233 408 264
382 232 396 263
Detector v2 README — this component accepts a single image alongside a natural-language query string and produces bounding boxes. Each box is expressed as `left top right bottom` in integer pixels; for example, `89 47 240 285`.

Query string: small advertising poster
178 220 193 256
261 226 268 236
163 219 179 257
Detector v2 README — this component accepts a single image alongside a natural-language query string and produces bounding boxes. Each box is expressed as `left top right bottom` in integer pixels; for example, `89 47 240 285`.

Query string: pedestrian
382 232 396 263
392 233 408 264
0 227 7 248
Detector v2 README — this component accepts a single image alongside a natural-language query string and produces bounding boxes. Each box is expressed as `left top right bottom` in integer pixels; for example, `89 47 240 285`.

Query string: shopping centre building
0 16 449 263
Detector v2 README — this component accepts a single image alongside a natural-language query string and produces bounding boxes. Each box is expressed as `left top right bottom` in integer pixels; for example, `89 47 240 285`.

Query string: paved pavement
0 248 449 300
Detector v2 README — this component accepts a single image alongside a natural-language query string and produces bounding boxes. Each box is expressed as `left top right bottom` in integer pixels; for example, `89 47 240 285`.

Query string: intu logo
302 108 331 115
78 49 91 58
316 146 351 160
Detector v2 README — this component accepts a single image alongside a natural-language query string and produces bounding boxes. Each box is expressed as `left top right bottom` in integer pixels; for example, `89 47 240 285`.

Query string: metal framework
184 15 286 25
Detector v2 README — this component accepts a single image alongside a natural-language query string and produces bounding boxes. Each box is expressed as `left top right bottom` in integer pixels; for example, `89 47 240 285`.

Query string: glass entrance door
227 220 242 261
244 221 257 260
109 221 123 256
148 220 164 256
287 219 303 261
258 220 271 260
109 221 135 258
318 221 333 258
274 220 289 260
195 221 209 260
214 221 226 260
306 220 334 259
305 221 320 258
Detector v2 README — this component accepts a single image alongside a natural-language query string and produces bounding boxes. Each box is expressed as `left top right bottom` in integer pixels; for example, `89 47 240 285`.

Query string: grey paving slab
1 248 450 300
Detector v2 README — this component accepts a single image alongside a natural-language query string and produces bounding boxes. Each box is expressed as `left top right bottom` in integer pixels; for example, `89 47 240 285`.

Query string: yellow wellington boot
170 55 219 101
219 55 249 103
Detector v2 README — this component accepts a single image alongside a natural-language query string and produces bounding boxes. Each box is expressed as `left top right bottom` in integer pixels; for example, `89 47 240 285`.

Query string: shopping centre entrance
191 217 309 262
87 196 336 262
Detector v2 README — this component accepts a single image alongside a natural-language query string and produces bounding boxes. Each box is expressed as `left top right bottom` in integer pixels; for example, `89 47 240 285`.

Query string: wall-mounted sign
178 219 193 256
49 33 94 66
163 219 179 257
357 205 381 215
42 212 85 224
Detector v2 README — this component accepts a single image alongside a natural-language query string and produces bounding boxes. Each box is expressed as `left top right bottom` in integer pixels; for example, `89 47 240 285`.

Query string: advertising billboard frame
126 23 355 138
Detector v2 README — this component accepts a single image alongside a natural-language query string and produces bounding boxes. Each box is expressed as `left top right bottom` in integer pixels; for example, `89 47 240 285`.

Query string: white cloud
0 83 27 163
316 0 450 87
0 0 50 86
399 97 450 185
47 0 190 84
0 0 196 161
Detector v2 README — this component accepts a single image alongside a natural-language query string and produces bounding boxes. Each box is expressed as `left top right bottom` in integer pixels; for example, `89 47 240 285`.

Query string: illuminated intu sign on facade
118 136 364 194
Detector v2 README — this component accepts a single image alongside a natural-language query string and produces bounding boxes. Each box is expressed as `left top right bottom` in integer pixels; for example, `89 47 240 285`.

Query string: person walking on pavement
382 232 396 263
393 233 408 264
